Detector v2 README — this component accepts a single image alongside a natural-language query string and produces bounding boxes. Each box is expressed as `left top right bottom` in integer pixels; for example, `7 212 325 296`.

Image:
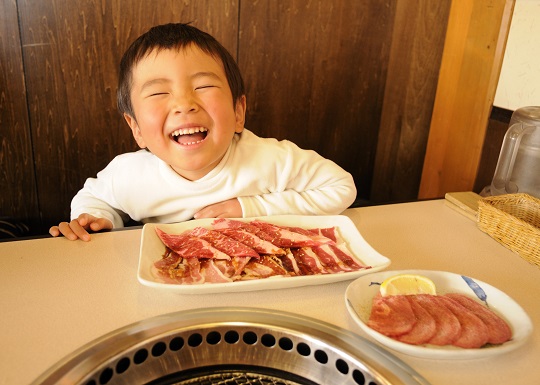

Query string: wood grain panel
238 0 395 199
17 0 239 229
473 106 512 193
370 0 451 203
3 0 509 235
0 0 39 232
418 0 514 199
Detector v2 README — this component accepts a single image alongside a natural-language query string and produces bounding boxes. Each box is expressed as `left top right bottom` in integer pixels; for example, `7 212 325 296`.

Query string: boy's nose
172 93 198 114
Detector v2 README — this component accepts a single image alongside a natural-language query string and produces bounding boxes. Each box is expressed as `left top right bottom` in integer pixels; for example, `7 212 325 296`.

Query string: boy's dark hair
117 23 245 118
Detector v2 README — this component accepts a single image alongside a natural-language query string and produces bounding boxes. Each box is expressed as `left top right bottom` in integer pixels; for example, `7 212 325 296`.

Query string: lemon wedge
380 274 436 296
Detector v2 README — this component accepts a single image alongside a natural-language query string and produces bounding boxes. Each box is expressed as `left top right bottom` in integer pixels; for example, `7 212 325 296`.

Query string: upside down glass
490 106 540 198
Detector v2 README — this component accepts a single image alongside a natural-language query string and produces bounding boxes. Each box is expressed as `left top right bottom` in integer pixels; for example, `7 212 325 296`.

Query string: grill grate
148 367 317 385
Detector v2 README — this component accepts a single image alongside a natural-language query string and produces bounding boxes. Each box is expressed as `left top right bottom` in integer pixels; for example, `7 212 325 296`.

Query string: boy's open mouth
170 127 208 145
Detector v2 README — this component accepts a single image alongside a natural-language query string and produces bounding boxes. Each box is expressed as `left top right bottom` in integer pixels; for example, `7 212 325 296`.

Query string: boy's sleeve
70 161 130 229
237 142 357 217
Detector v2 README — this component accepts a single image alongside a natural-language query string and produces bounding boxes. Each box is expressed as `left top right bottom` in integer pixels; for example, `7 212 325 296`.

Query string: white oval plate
138 215 391 294
345 269 533 359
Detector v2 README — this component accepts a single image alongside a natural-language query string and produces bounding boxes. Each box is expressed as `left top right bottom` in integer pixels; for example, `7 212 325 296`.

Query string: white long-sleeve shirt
71 129 357 228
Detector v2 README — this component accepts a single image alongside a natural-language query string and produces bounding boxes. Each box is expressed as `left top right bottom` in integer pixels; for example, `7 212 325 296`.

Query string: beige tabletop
0 199 538 385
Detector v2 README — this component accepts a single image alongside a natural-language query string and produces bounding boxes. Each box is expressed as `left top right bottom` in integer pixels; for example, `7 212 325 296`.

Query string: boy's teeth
171 127 207 137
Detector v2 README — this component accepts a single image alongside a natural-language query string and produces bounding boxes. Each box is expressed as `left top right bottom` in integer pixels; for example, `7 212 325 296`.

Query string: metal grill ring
30 308 430 385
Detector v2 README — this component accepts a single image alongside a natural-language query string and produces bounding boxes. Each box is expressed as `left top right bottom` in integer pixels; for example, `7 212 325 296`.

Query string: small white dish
138 215 391 294
345 269 533 359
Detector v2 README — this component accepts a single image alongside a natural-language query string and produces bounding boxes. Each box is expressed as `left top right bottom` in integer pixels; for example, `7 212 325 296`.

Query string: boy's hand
194 198 242 219
49 214 113 241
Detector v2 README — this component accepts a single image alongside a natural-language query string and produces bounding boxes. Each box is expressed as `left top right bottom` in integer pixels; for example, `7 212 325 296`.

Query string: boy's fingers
57 221 78 241
77 213 90 226
49 226 60 237
69 219 91 241
90 218 113 231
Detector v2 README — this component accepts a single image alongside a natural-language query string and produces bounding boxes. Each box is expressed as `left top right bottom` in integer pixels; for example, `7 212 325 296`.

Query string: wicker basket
477 193 540 267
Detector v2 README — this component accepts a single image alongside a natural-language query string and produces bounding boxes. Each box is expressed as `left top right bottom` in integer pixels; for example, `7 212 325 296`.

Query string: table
1 200 538 385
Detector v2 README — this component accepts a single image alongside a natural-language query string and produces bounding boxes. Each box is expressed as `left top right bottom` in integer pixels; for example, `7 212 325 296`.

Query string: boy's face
124 45 246 181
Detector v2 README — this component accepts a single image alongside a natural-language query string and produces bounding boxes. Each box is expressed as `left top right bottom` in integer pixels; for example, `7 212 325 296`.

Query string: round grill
31 308 429 385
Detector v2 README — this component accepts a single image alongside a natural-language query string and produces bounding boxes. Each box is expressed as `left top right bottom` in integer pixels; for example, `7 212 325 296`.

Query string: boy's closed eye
195 85 218 91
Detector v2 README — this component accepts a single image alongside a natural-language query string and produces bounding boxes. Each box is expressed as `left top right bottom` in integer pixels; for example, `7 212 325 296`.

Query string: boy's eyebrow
190 71 222 81
140 78 170 92
139 72 222 92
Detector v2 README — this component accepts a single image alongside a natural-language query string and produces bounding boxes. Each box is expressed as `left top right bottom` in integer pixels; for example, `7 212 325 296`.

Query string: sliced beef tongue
396 296 437 345
367 294 417 336
367 293 512 348
444 293 512 344
438 296 489 348
413 294 461 346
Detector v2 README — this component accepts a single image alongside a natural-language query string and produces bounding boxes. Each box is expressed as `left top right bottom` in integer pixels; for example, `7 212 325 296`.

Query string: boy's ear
124 113 147 148
234 95 247 134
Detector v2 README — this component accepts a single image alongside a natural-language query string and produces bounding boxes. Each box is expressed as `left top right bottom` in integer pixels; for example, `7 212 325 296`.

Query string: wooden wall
1 0 453 235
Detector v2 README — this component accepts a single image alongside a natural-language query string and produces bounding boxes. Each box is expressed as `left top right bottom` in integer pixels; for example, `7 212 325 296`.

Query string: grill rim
29 307 431 385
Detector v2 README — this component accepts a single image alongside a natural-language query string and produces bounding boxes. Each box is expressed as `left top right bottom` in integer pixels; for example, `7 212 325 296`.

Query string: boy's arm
193 198 242 219
238 146 357 217
70 188 127 229
69 156 133 229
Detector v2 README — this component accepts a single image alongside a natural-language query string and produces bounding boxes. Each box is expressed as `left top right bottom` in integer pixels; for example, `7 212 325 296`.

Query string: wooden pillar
418 0 514 199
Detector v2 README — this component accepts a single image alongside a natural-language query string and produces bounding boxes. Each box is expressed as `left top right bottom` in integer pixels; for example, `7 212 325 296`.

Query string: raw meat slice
154 250 182 270
214 228 285 255
309 227 338 243
231 256 251 278
286 226 335 244
311 244 354 272
367 294 417 336
396 296 437 345
277 250 300 275
155 256 204 284
154 219 369 285
212 218 269 234
292 247 328 275
414 295 461 346
188 227 260 258
242 256 289 279
438 296 489 348
156 228 230 260
249 220 319 247
183 258 204 283
445 293 512 344
213 259 235 278
200 259 233 283
327 243 367 269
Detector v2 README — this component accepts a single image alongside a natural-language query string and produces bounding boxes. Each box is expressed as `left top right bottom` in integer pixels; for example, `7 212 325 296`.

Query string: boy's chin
169 163 218 181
